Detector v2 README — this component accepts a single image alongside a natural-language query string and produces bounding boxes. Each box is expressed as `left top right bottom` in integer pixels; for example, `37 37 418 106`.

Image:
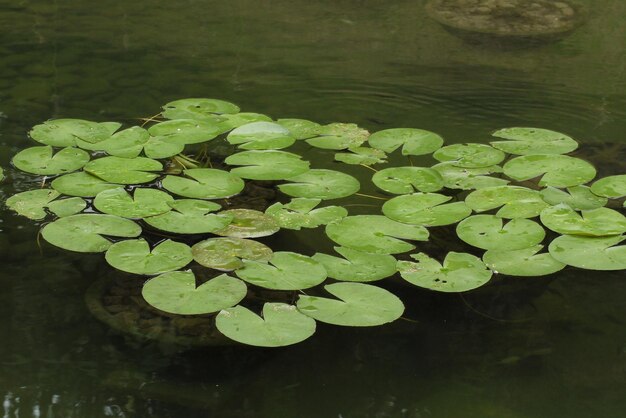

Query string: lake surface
1 0 625 417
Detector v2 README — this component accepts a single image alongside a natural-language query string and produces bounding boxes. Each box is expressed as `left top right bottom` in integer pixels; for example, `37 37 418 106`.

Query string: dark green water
1 0 625 417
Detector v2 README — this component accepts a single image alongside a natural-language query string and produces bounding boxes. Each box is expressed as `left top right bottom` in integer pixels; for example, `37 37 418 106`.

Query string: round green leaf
540 185 608 210
265 198 347 230
162 98 240 119
192 237 273 271
145 199 232 234
216 303 316 347
465 185 549 218
98 126 150 158
278 169 360 200
591 175 626 203
433 143 505 168
51 172 121 197
490 127 578 155
142 270 247 315
6 189 60 220
217 112 272 131
334 147 387 166
397 252 492 292
483 245 565 277
549 235 626 271
161 168 244 199
147 119 224 145
105 239 192 275
296 282 404 327
227 122 295 150
503 154 596 188
305 123 369 150
225 150 310 180
12 146 89 176
29 119 120 147
143 136 185 159
214 209 280 238
41 214 141 253
432 162 509 190
372 167 444 194
235 251 327 290
84 156 162 184
93 187 174 218
312 247 396 282
540 205 626 236
368 128 443 156
47 197 87 218
456 215 545 251
382 193 472 226
276 118 321 140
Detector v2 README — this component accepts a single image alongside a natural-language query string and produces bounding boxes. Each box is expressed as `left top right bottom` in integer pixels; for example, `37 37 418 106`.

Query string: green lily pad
12 146 90 176
214 209 280 238
540 185 608 210
142 271 247 315
29 119 120 147
41 214 141 253
372 167 444 194
192 237 273 271
216 303 316 347
217 112 273 131
368 128 444 156
490 127 578 155
325 215 429 254
105 238 192 275
382 193 472 226
47 197 87 218
145 200 232 234
503 154 596 188
433 143 505 168
306 123 369 150
85 156 162 184
397 252 492 292
97 126 150 158
147 119 224 145
549 235 626 271
161 168 244 199
227 121 295 150
296 282 404 327
464 185 549 218
334 147 387 165
143 136 185 159
6 189 61 220
432 162 510 190
483 245 565 277
456 215 545 251
235 251 327 290
51 172 121 197
312 246 396 282
591 175 626 204
265 198 347 230
161 98 240 119
278 169 360 200
540 204 626 236
276 118 321 140
93 187 174 218
225 150 310 180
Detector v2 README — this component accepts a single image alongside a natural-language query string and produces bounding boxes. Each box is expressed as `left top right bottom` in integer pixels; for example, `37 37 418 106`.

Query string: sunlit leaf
549 235 626 271
278 169 360 200
382 193 471 226
265 198 347 230
105 238 192 275
465 185 549 218
84 156 162 184
29 119 120 147
161 98 240 120
12 146 89 176
312 246 396 282
372 167 444 194
306 123 369 150
483 245 565 276
51 171 121 197
334 147 387 165
192 237 273 271
432 162 509 190
433 143 505 168
214 209 280 238
368 128 443 156
503 154 596 188
145 199 232 234
490 127 578 155
225 150 310 180
540 204 626 236
148 119 225 145
277 118 321 140
235 251 327 290
591 174 626 206
93 187 173 218
540 185 608 210
456 214 545 251
161 168 244 199
6 189 60 220
227 121 295 150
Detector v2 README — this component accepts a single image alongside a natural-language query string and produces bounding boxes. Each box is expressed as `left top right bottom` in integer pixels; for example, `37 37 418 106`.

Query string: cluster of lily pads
3 98 626 347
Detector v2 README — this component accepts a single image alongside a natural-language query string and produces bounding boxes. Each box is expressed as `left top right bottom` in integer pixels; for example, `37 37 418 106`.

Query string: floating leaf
97 126 150 158
47 197 86 218
456 215 545 251
227 121 295 150
161 168 244 199
192 237 273 271
372 167 444 194
147 119 225 145
464 185 549 218
540 185 608 210
6 189 60 220
278 169 360 200
432 162 509 190
433 143 505 168
334 147 387 165
368 128 443 156
276 118 321 140
161 98 240 119
306 123 369 150
85 156 162 184
12 146 89 176
142 271 247 315
382 193 471 226
591 174 626 204
326 215 428 254
265 198 347 230
235 251 327 290
397 252 492 292
483 245 565 276
214 209 280 238
490 127 578 155
217 112 273 131
225 150 310 180
297 282 404 326
145 200 232 234
216 303 316 347
93 187 174 218
41 214 141 253
503 154 596 188
312 247 396 282
29 119 120 147
549 235 626 271
105 239 192 275
540 205 626 236
51 172 121 197
143 136 185 159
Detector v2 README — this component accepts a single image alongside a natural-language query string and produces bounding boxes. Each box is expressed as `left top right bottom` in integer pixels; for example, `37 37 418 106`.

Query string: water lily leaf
296 282 404 326
591 175 626 205
465 185 549 218
216 303 316 347
93 187 174 218
105 238 192 275
142 271 247 315
41 214 141 253
433 143 505 168
147 119 225 145
145 199 232 234
326 215 429 254
312 246 396 282
143 136 185 159
382 193 472 226
217 112 272 131
397 252 492 292
227 121 295 150
12 146 90 176
225 150 310 180
214 209 280 238
483 245 565 276
235 251 327 290
85 156 162 184
503 155 596 188
51 172 121 197
265 198 347 230
549 235 626 271
432 162 509 190
161 168 244 199
540 205 626 236
97 126 150 158
29 119 121 147
540 185 608 210
490 127 578 155
278 169 360 200
456 215 545 251
47 197 87 218
276 118 321 140
161 98 240 119
306 123 369 150
6 189 60 220
372 167 444 194
192 237 273 271
368 128 444 156
334 147 387 165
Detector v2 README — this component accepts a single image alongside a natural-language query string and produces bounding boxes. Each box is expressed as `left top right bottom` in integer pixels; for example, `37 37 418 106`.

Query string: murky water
1 0 625 417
